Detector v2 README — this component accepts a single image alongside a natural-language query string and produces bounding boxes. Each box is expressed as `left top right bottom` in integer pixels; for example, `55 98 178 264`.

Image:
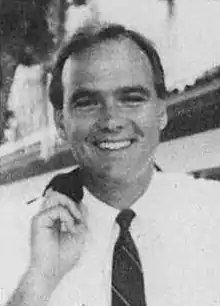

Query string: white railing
0 127 67 172
0 130 45 158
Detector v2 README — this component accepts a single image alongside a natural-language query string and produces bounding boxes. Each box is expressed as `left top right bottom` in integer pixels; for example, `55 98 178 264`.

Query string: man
3 23 220 306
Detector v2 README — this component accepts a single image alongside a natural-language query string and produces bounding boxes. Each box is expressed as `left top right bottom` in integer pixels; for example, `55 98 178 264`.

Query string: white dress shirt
1 171 220 306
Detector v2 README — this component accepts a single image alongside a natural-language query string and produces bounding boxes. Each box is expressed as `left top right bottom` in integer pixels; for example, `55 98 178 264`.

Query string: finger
42 188 57 209
42 190 82 221
41 188 53 210
35 204 78 234
44 187 53 199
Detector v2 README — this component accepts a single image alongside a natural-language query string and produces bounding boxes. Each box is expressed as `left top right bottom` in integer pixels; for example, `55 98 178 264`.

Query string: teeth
98 141 131 150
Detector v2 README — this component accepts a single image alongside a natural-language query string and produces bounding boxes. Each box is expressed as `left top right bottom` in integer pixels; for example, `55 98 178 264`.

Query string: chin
94 162 132 183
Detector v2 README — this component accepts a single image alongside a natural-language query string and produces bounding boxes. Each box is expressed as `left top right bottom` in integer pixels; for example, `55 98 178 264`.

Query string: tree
0 0 87 143
161 0 175 17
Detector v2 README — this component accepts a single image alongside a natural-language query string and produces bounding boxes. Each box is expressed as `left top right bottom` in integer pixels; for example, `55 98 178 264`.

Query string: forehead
62 37 155 94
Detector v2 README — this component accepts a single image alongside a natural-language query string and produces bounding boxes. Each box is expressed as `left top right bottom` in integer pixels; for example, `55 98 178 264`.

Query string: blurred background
1 0 220 196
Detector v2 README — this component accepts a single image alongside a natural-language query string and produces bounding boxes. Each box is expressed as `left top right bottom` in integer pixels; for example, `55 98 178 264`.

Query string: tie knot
116 209 136 232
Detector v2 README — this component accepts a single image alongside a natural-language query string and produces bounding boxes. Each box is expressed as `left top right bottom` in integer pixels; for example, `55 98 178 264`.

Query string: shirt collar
82 170 160 232
82 186 119 236
131 170 159 218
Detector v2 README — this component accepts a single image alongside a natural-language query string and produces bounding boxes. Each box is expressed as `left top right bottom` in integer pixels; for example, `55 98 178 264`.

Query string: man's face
56 37 167 182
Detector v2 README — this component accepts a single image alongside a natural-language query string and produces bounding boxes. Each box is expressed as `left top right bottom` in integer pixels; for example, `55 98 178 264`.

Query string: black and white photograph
1 0 220 305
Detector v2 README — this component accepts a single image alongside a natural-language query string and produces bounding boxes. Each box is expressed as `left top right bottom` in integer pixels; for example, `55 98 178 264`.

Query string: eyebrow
114 85 151 97
70 85 151 101
70 88 100 101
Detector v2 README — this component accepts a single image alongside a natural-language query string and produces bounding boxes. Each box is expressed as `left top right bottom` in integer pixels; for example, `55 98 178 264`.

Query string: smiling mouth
93 140 135 151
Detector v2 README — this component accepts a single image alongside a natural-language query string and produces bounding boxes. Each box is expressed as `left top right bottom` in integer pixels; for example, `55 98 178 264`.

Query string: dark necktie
112 209 147 306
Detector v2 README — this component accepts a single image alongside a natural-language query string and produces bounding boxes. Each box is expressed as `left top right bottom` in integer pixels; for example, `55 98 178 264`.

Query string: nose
97 99 124 133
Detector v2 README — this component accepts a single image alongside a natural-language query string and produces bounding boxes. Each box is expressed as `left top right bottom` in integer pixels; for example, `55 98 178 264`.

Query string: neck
82 163 154 210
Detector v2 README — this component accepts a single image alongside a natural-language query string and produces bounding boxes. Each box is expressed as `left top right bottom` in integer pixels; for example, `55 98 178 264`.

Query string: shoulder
154 171 220 219
149 173 220 246
156 171 220 196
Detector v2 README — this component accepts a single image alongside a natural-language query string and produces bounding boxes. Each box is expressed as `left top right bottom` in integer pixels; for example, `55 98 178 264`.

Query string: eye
73 96 99 109
120 94 147 104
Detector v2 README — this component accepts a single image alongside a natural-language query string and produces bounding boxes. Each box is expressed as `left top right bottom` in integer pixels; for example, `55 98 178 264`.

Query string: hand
29 189 87 288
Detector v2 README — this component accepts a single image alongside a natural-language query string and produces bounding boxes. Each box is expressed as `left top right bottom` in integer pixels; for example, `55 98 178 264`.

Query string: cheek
66 125 89 164
134 106 161 151
64 117 94 158
135 104 160 132
63 109 89 140
65 123 87 144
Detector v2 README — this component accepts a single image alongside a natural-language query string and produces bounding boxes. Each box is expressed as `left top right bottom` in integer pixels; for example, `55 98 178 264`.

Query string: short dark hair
49 24 167 110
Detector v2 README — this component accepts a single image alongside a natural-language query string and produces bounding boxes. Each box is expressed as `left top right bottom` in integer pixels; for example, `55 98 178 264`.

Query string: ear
54 109 67 140
159 104 168 131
